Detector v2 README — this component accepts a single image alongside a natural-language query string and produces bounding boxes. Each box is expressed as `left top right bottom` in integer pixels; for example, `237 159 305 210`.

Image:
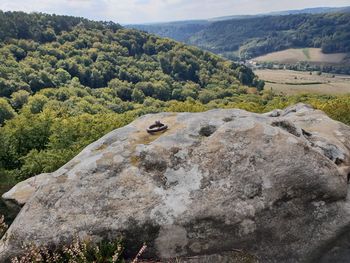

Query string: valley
130 10 350 61
255 69 350 95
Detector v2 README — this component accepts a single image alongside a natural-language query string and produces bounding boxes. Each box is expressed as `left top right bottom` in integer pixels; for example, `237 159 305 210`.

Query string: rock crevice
1 104 350 262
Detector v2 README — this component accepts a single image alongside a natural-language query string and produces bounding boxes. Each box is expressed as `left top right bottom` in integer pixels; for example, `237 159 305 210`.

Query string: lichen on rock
1 103 350 262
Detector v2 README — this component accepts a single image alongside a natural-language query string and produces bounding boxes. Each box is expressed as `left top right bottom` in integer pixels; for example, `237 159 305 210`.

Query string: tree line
190 12 350 59
132 12 350 60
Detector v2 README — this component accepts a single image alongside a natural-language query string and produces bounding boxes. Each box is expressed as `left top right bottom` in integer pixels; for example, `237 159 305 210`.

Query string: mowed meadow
255 69 350 95
253 48 348 64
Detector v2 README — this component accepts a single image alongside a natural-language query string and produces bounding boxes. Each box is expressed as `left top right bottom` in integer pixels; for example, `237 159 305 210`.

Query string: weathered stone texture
1 104 350 262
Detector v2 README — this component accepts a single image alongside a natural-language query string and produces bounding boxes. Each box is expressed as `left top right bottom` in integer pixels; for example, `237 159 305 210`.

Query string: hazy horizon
0 0 349 24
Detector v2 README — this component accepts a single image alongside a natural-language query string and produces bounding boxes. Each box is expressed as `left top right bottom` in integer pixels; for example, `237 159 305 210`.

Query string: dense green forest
191 13 350 59
131 12 350 60
0 11 349 193
0 11 263 182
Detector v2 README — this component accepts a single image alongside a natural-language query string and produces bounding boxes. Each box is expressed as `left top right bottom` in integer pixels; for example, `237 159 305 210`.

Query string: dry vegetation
253 48 347 64
9 237 149 263
255 69 350 95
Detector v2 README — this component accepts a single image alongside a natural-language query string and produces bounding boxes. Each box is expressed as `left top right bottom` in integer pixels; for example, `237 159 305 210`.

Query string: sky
0 0 349 24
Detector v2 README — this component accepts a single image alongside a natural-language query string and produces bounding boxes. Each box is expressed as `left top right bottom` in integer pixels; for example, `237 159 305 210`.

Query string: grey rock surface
2 173 51 208
1 103 350 262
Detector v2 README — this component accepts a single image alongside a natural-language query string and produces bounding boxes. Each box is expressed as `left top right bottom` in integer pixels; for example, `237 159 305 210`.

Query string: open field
255 69 350 95
253 48 348 64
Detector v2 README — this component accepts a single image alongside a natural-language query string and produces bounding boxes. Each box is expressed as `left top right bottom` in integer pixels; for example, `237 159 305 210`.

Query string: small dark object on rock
147 121 168 134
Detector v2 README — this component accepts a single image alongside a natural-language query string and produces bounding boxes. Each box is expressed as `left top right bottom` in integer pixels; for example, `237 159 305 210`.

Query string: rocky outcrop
1 104 350 262
2 173 50 208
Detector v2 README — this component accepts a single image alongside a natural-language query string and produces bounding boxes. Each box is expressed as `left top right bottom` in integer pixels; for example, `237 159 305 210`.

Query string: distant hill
266 6 350 16
190 13 350 59
128 20 208 42
128 7 350 60
209 6 350 21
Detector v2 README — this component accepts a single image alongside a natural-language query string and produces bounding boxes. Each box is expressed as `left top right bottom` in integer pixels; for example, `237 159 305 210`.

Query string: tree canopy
132 12 350 59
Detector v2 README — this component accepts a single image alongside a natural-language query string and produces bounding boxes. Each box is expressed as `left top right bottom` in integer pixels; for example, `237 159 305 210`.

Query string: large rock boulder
1 104 350 262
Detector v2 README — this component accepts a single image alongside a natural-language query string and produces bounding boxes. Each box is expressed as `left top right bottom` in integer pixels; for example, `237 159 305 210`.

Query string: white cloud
0 0 349 24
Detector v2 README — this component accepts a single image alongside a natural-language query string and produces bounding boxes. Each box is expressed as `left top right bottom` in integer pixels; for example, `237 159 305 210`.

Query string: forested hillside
0 11 263 99
0 11 120 42
131 11 350 60
0 11 261 181
191 12 350 59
